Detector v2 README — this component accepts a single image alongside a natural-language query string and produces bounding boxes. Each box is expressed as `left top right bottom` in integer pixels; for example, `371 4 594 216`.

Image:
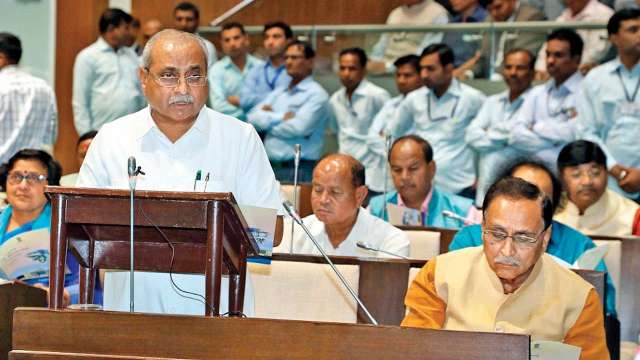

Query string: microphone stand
283 202 379 326
290 144 301 255
356 242 409 259
127 157 137 313
382 134 392 221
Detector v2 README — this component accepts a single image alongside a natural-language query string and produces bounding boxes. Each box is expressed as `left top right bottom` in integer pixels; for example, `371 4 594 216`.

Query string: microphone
381 134 392 221
356 241 409 259
282 201 379 325
128 156 137 190
290 144 302 255
442 210 479 226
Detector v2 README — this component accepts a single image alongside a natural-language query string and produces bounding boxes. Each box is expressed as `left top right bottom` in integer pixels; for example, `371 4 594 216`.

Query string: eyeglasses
482 229 543 247
7 172 48 186
145 69 207 87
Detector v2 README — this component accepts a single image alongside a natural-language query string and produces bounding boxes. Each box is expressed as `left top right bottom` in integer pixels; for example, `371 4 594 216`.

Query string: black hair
483 177 554 230
504 47 536 70
264 21 293 39
608 8 640 36
393 54 421 73
547 28 584 58
221 22 246 35
99 8 133 34
557 140 607 173
285 40 315 58
389 135 434 164
174 2 200 19
339 47 367 68
1 149 62 188
421 43 454 67
351 159 366 188
0 32 21 64
77 130 98 146
494 158 562 213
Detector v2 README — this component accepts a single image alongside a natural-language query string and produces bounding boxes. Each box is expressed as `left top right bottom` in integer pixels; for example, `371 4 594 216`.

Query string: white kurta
275 208 409 258
77 106 281 316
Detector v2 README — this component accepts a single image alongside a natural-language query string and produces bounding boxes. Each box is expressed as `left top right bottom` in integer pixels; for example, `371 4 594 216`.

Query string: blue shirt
330 79 390 191
368 187 475 229
577 58 640 198
208 54 263 121
389 80 486 193
0 204 103 304
442 5 488 67
247 76 330 161
465 89 528 205
449 222 617 315
240 59 291 112
72 37 145 135
510 71 583 167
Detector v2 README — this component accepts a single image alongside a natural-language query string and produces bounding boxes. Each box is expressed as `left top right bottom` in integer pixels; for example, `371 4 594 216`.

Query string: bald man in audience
139 19 163 55
555 140 640 236
275 154 409 258
403 177 609 360
368 135 480 228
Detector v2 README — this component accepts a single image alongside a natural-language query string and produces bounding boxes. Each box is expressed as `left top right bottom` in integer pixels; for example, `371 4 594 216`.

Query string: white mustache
495 256 521 267
169 94 195 105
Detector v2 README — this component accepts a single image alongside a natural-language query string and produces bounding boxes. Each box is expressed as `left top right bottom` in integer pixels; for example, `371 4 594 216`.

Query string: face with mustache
389 139 436 209
140 34 208 129
483 196 550 294
502 50 534 98
561 162 607 214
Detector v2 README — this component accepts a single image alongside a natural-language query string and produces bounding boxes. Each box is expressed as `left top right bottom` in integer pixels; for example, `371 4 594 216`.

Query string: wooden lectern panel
11 308 530 359
0 283 46 360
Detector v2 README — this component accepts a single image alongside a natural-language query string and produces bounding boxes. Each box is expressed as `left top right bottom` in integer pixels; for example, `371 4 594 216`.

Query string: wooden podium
0 282 46 360
45 186 260 316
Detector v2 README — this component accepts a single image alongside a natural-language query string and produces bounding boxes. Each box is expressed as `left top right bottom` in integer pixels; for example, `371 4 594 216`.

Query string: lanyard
546 86 571 117
427 92 459 121
264 62 285 90
616 68 640 103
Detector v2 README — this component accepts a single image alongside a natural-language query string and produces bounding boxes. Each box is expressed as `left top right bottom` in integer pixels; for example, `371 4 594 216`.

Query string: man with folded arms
402 177 609 360
275 154 409 258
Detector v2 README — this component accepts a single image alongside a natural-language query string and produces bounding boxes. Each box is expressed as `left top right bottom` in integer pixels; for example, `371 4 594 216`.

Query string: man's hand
227 95 240 107
283 111 295 121
262 104 273 111
614 165 640 193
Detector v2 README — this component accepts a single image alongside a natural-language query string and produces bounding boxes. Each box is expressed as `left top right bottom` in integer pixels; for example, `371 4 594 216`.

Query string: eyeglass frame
143 67 208 88
481 228 546 247
7 172 48 186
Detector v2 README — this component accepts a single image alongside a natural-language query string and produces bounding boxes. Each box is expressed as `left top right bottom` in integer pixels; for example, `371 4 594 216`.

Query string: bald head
316 154 365 189
141 29 207 69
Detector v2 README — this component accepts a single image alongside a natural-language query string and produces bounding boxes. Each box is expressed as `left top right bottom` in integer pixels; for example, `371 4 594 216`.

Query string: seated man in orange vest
402 176 608 360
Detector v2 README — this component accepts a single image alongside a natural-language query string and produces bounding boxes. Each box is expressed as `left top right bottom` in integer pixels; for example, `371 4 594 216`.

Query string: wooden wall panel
54 0 108 174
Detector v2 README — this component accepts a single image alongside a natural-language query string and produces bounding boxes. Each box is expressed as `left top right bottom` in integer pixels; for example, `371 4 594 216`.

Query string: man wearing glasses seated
402 177 609 360
0 149 102 305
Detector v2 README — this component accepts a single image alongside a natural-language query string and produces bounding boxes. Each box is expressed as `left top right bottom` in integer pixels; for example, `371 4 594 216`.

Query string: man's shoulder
75 41 102 61
459 83 486 101
552 220 594 246
434 187 474 210
204 107 258 135
362 79 390 97
404 87 428 103
369 191 398 210
360 208 402 234
304 79 330 99
540 253 594 291
585 60 617 82
515 4 546 21
437 245 483 266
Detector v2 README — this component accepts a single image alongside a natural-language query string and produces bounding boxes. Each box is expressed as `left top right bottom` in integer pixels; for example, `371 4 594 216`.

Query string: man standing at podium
77 29 281 316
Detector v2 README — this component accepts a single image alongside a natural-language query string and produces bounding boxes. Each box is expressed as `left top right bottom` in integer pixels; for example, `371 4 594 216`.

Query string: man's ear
355 185 368 207
138 67 147 90
541 224 552 252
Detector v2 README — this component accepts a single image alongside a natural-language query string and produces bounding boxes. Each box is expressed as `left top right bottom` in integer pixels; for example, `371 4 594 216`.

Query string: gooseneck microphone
442 210 479 226
283 201 379 325
290 144 301 255
356 241 409 259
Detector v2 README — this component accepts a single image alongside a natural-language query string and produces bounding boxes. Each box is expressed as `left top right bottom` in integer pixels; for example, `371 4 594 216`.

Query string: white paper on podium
0 228 50 280
239 205 277 257
530 340 580 360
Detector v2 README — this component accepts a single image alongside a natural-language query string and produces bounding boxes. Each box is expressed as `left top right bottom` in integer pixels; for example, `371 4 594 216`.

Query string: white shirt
330 79 390 192
510 71 583 166
535 0 614 71
0 65 57 163
275 209 410 258
77 105 281 316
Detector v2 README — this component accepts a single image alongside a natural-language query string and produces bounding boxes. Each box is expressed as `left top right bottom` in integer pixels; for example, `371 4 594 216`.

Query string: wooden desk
10 308 530 360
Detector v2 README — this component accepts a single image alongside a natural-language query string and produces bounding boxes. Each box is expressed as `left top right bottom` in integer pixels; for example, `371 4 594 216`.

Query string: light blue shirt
389 80 486 194
247 76 330 161
510 71 583 167
466 89 529 205
72 37 145 135
577 58 640 198
208 54 263 121
330 79 390 191
240 59 291 112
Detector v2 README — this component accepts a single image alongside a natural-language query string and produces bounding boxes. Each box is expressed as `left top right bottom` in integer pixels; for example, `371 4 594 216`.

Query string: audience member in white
59 131 98 187
140 19 163 55
329 47 390 194
173 1 217 68
275 154 409 258
77 29 281 316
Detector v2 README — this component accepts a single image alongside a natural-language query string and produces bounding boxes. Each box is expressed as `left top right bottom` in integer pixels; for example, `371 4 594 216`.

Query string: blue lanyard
264 62 285 90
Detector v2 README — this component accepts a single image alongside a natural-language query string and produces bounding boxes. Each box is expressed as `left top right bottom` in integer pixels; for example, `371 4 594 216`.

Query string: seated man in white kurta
402 177 609 360
275 154 409 258
76 29 281 316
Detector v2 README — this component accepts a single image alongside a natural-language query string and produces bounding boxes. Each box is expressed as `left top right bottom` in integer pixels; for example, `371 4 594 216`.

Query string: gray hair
141 29 209 70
